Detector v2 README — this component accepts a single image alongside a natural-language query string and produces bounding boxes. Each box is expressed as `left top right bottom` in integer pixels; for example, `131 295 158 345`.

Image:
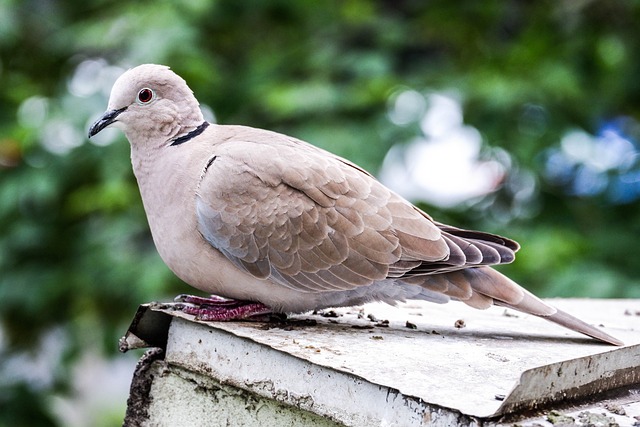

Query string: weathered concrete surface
143 361 343 427
121 299 640 426
494 382 640 426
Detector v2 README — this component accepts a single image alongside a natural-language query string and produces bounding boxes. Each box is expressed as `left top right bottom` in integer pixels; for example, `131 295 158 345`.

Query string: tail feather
429 267 624 346
543 308 623 346
493 299 624 346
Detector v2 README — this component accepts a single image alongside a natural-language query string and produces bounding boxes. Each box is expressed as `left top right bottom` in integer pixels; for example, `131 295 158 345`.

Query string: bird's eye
137 88 155 104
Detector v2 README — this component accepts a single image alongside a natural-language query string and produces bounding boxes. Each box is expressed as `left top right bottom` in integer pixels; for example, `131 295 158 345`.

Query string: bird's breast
131 145 212 283
128 142 291 303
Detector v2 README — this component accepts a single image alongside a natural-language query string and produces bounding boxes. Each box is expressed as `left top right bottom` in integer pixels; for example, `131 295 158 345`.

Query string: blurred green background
1 1 639 425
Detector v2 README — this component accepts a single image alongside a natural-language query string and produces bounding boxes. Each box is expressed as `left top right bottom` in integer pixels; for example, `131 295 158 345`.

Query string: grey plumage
88 64 622 346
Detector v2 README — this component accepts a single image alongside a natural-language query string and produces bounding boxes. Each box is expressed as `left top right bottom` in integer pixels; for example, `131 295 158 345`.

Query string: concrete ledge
144 360 342 426
120 299 640 426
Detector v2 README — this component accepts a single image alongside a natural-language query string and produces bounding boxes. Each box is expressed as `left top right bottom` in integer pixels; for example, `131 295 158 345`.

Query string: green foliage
1 1 640 425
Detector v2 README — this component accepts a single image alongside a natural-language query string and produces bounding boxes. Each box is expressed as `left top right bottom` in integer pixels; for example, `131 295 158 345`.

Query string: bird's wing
195 130 453 292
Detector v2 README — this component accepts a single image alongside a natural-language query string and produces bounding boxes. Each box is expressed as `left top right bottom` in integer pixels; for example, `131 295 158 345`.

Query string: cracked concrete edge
122 348 165 427
143 362 346 427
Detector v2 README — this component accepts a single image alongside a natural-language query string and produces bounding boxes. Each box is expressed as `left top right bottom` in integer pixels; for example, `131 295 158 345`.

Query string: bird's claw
169 294 273 321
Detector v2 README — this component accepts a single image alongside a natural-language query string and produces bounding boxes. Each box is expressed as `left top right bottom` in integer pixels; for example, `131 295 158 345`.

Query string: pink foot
172 294 274 321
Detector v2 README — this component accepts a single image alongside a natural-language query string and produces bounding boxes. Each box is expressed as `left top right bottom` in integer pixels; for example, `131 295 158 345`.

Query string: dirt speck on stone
546 410 575 425
604 403 626 416
578 410 618 427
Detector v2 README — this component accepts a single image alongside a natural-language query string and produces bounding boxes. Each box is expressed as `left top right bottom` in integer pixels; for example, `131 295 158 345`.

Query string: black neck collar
170 121 210 146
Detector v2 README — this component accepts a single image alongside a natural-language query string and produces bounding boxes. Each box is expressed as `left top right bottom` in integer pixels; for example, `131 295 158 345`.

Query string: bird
88 64 622 346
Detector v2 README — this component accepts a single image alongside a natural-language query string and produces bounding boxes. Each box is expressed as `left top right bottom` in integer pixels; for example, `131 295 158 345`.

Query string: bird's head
88 64 204 145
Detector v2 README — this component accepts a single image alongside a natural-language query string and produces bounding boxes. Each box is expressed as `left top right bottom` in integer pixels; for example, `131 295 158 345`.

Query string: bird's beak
88 106 127 138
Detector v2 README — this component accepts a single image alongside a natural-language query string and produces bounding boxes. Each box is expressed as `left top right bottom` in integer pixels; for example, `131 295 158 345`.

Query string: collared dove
89 64 622 346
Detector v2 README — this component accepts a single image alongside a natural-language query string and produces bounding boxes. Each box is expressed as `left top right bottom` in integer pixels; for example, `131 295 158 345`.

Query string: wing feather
195 130 521 296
